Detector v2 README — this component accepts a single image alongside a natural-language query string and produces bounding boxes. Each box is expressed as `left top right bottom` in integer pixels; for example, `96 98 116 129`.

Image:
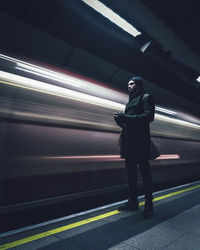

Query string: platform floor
1 180 200 250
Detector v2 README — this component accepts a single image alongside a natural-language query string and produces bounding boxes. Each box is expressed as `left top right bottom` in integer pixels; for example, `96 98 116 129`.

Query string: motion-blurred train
0 53 200 211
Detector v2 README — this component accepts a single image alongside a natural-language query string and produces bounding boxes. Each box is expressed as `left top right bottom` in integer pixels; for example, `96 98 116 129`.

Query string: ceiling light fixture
82 0 141 37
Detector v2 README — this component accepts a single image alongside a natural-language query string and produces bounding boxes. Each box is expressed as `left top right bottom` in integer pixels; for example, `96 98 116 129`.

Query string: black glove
113 112 125 124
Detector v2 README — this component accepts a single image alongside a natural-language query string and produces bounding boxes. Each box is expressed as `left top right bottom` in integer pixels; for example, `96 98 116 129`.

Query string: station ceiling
142 0 200 59
1 0 200 116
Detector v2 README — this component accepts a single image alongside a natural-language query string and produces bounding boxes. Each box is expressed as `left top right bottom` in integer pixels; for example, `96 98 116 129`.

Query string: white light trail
14 64 127 102
0 71 124 110
155 106 177 115
35 154 180 161
1 53 200 130
0 53 83 88
197 76 200 82
155 113 200 130
0 53 127 102
156 154 180 160
16 64 83 88
1 70 200 130
82 0 141 37
42 155 123 161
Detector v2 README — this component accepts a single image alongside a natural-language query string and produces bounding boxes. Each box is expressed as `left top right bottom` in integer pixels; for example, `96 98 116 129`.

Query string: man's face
128 80 136 93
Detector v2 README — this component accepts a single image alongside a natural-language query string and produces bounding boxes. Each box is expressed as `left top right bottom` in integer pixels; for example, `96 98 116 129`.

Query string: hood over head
125 76 145 113
129 76 143 86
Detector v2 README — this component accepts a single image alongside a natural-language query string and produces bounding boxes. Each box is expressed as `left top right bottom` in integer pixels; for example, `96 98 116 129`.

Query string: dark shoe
143 201 154 219
118 201 139 211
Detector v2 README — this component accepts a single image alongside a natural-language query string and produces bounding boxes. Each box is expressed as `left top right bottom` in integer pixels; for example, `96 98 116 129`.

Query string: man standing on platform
113 76 155 219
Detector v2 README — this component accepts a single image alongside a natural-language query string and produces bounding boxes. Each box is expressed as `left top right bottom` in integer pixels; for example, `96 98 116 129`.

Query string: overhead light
82 0 141 37
197 76 200 82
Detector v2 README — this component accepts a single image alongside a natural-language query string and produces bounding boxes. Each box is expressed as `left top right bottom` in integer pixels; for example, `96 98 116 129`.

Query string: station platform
1 180 200 250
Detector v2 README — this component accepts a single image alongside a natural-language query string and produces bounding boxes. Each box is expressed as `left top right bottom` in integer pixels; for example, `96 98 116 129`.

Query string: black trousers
125 158 153 202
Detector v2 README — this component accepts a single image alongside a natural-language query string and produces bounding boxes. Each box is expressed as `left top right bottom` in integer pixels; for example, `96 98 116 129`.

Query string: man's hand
113 111 125 121
113 112 125 127
113 112 119 119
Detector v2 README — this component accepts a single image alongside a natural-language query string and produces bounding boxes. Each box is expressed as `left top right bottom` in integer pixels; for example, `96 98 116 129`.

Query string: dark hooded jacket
115 77 155 159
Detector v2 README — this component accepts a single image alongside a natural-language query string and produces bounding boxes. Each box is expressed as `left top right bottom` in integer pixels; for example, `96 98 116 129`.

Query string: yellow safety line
153 184 200 202
1 184 200 249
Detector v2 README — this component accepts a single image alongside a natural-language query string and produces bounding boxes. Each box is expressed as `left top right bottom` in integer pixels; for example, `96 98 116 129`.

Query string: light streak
15 65 83 88
156 154 180 160
0 71 124 110
155 106 177 115
39 154 180 161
